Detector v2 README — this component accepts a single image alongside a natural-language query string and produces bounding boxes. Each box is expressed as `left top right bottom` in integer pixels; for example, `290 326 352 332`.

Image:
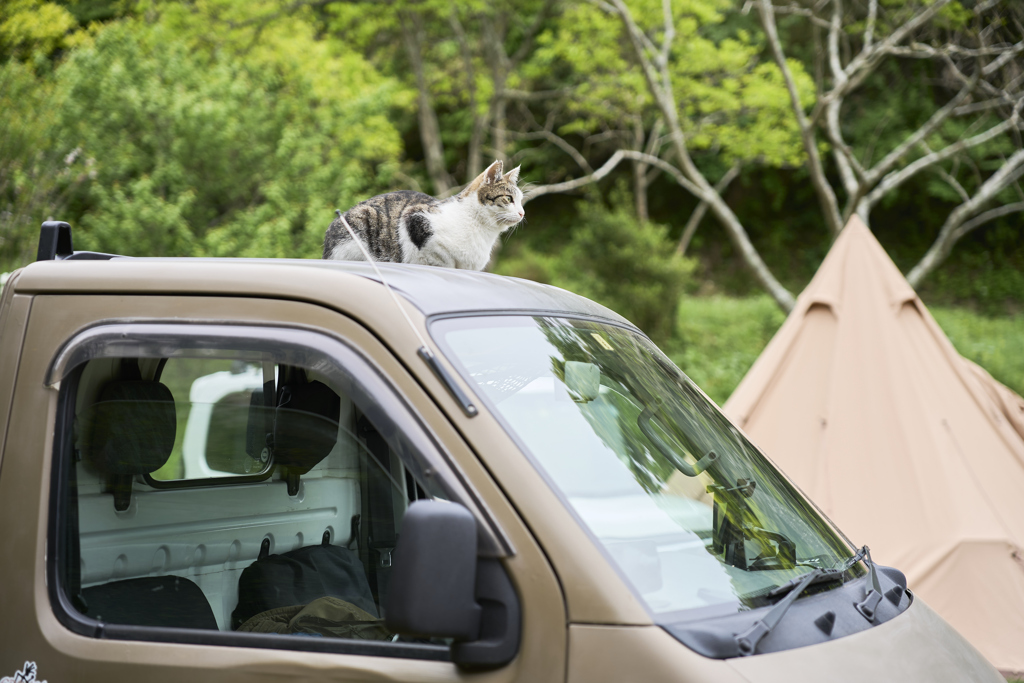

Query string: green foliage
0 0 80 61
50 17 402 258
930 306 1024 397
0 59 69 269
525 0 812 168
668 294 785 405
497 199 694 343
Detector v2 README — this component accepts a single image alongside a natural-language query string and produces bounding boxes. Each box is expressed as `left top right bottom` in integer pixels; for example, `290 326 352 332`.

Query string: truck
0 221 1002 682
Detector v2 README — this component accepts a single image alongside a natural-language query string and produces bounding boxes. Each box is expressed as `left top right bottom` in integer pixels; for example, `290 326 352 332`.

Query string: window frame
46 321 509 660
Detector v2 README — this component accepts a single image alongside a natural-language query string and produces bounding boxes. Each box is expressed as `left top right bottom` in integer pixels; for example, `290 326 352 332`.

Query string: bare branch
776 3 831 28
522 149 703 203
521 150 626 203
819 0 953 108
619 150 705 197
599 0 796 311
907 147 1024 286
864 0 878 51
984 40 1024 76
859 108 1021 218
953 98 1018 117
952 201 1024 241
508 129 594 173
863 77 979 187
934 166 971 203
882 40 1024 71
659 0 675 69
500 88 574 102
759 0 844 234
676 163 741 257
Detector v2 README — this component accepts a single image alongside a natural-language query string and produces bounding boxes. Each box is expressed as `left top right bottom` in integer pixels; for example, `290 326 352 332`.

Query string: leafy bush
39 18 404 261
497 201 694 343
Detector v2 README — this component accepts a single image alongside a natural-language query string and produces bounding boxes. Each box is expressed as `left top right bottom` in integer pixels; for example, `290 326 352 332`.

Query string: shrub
497 201 693 343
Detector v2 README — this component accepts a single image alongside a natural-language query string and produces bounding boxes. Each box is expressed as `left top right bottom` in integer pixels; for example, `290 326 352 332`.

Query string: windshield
433 315 862 621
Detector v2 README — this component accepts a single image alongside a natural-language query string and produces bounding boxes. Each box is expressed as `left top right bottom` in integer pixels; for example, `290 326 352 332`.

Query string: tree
49 6 404 259
753 0 1024 288
518 0 811 310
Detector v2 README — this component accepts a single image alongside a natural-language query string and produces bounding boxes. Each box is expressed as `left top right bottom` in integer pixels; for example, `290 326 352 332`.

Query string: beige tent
723 216 1024 674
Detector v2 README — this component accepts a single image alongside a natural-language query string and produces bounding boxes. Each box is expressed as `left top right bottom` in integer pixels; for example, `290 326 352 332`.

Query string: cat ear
503 165 521 185
483 159 504 184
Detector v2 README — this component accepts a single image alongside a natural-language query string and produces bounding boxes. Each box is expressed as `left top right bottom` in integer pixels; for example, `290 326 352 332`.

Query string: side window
55 336 453 656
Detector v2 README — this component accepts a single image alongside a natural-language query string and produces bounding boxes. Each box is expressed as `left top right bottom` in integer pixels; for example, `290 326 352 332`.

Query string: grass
667 295 787 406
930 306 1024 397
668 295 1024 406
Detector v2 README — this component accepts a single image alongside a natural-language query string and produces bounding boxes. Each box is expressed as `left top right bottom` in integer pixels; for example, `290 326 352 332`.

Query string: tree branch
500 88 574 102
759 0 844 234
907 147 1024 287
600 0 796 311
675 163 741 257
859 106 1022 218
817 0 953 111
951 201 1024 241
863 0 878 51
508 129 593 173
863 77 979 188
883 40 1024 68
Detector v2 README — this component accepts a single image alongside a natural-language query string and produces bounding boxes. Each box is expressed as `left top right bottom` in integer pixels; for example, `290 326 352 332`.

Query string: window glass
151 358 270 480
59 342 445 654
434 316 862 622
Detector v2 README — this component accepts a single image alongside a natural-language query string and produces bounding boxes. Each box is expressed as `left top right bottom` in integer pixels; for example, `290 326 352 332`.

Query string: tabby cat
322 160 524 270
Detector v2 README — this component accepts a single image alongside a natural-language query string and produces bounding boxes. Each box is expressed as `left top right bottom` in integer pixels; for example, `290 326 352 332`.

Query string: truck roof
13 257 633 328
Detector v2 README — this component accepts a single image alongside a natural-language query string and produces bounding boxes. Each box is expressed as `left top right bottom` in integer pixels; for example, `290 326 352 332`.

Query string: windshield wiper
734 546 874 656
765 546 866 599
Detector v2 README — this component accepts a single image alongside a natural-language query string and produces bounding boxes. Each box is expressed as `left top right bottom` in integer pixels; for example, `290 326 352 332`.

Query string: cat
322 159 524 270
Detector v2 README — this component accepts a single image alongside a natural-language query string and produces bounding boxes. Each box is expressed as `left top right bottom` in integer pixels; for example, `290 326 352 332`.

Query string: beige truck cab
0 222 1002 682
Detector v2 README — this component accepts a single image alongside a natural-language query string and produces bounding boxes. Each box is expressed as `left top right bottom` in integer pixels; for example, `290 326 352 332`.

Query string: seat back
79 376 176 511
82 575 218 630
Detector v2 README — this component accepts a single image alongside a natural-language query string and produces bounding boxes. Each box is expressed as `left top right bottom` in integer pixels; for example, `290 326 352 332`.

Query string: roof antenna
333 213 477 417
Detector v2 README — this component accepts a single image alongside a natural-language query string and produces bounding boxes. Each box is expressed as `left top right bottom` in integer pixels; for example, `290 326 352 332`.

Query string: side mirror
386 500 522 669
385 500 482 640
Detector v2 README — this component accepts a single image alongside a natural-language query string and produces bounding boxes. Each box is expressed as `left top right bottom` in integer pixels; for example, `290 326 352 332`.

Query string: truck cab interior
60 349 428 643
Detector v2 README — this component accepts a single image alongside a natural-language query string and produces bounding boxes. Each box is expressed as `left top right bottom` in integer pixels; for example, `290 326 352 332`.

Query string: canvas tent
723 216 1024 674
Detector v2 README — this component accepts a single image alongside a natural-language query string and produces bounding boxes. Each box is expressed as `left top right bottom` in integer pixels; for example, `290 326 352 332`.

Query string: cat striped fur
323 160 523 270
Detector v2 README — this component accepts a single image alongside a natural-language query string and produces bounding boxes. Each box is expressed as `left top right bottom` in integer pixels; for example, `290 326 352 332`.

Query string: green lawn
930 305 1024 398
670 295 1024 406
668 295 787 406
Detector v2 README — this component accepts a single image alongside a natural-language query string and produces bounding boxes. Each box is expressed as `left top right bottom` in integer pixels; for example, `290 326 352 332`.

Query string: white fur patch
400 192 522 270
328 239 369 262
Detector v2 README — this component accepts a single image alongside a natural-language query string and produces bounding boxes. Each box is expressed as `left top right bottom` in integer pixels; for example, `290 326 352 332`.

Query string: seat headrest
273 378 340 475
81 380 177 476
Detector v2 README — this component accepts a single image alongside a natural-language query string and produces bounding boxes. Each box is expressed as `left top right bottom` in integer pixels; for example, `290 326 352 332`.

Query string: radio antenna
334 213 477 416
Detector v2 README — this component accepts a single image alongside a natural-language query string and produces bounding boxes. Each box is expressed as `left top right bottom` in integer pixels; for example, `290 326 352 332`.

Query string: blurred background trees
1 0 1021 395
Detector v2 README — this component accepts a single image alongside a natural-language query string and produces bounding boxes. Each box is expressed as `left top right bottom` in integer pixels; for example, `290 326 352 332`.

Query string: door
0 294 565 683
